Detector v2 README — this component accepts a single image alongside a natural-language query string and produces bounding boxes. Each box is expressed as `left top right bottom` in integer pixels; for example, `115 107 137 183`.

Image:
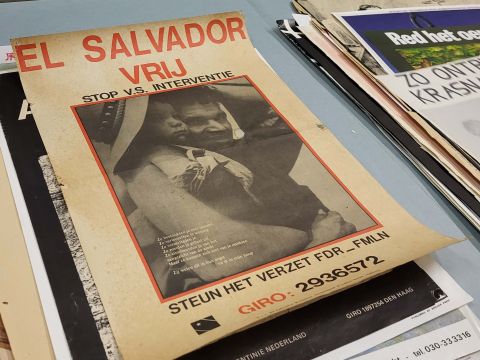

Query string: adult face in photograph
176 100 234 150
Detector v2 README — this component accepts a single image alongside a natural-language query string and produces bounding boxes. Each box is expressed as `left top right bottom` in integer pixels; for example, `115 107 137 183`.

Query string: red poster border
71 75 382 303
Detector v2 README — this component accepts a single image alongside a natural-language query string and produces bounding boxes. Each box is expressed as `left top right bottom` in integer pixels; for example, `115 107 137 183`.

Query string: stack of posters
287 1 480 230
0 10 479 360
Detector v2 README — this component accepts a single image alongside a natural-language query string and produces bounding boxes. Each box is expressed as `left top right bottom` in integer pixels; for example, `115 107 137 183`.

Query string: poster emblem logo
191 316 220 335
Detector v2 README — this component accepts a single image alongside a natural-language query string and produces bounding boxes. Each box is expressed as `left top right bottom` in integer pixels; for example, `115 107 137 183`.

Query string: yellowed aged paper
13 12 458 359
0 153 54 360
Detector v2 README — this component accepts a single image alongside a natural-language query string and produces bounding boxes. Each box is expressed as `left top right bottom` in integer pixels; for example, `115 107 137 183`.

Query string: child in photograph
116 97 260 217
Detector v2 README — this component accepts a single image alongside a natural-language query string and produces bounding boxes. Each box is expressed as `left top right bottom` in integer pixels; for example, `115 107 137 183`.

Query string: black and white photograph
75 77 378 298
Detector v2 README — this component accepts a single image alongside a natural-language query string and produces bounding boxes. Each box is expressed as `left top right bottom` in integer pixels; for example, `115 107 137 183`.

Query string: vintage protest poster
12 12 459 358
0 71 472 359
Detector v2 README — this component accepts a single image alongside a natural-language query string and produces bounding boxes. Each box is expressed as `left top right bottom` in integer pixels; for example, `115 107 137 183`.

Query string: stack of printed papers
285 1 480 230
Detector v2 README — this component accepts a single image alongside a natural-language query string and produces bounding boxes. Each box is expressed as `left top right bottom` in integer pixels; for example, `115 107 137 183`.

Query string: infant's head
143 100 188 144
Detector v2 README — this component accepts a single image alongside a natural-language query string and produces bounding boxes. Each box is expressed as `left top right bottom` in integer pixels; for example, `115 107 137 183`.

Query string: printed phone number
295 256 384 292
423 331 472 353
